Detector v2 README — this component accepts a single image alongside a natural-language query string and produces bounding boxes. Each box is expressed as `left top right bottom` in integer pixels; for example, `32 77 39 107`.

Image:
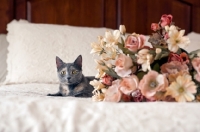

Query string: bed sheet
0 31 200 132
0 83 200 132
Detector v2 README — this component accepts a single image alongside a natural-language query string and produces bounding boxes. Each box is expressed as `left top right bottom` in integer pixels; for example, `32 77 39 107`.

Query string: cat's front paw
47 93 52 96
47 92 63 96
74 92 92 98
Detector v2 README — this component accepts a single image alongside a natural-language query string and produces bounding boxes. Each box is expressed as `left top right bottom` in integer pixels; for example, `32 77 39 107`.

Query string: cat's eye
72 70 78 74
61 71 66 75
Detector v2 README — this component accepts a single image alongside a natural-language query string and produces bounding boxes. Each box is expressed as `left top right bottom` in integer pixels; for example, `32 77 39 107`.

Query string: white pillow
5 20 107 84
0 34 8 83
186 32 200 52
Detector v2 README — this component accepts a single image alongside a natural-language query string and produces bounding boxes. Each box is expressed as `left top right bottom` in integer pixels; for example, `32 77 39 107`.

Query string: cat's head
56 55 83 85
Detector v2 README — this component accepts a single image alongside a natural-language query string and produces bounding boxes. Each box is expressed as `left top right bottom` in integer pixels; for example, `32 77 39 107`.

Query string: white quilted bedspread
0 83 200 132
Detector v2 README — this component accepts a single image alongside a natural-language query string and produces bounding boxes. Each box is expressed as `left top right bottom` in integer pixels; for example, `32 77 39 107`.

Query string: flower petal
183 92 195 102
178 30 185 38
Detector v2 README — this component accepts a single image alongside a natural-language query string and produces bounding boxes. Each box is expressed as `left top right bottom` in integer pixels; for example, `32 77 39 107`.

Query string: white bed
0 20 200 132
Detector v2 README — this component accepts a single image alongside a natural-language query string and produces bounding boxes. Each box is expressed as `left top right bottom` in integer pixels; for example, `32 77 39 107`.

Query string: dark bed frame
1 0 200 35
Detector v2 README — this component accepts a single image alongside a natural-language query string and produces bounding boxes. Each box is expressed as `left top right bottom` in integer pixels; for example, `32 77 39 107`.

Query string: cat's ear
74 55 82 69
56 56 63 69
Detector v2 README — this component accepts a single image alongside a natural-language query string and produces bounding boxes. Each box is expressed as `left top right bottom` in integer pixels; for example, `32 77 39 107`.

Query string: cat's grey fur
47 55 95 97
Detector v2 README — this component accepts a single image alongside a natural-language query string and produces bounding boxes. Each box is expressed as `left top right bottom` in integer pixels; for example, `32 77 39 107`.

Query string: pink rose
104 75 140 102
168 52 189 64
131 89 144 102
180 52 189 64
168 53 183 63
151 23 159 31
101 74 114 86
115 54 133 77
145 98 156 102
163 95 176 102
192 57 200 73
138 70 168 100
121 94 132 102
104 80 122 102
119 75 139 95
160 14 173 27
194 74 200 82
125 34 145 52
164 33 169 40
192 57 200 82
161 61 189 75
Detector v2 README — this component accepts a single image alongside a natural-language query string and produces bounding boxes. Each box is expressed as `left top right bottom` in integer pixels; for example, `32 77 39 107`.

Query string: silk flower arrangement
90 14 200 102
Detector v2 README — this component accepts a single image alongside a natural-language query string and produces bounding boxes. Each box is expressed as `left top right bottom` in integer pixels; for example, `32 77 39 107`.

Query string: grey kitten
47 55 95 97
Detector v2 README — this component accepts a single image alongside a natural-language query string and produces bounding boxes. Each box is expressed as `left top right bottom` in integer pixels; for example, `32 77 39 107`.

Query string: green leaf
189 49 200 55
151 56 168 72
152 63 160 72
129 54 137 63
117 43 135 55
160 52 169 58
117 42 124 50
149 49 155 55
104 67 121 79
188 49 200 59
121 37 125 47
136 71 147 80
152 45 166 49
176 48 182 54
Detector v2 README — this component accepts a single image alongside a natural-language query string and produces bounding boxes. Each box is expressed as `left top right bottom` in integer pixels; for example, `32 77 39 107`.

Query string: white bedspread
0 83 200 132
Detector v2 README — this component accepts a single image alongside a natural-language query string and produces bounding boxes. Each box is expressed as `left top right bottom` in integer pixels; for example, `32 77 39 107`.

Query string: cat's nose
67 77 71 80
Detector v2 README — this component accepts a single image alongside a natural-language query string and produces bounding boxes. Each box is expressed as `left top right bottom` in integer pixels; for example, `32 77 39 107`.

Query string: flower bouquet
90 14 200 102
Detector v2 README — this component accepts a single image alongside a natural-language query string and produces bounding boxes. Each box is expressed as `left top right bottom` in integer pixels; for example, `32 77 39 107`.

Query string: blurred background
0 0 200 34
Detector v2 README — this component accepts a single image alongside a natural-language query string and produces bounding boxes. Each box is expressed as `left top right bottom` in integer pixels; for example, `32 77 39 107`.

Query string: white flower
92 90 105 101
166 25 190 53
101 88 107 94
90 42 102 54
90 80 105 90
119 25 126 35
100 46 117 61
95 69 106 78
156 48 162 54
90 38 105 54
137 49 153 72
165 74 197 102
91 36 119 61
165 25 176 32
91 80 107 101
95 60 107 78
104 30 120 46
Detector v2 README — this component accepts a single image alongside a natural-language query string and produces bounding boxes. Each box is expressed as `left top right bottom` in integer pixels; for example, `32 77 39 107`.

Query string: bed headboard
1 0 200 34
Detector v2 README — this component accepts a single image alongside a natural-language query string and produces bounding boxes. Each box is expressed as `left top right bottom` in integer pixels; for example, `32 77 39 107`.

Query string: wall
0 0 200 34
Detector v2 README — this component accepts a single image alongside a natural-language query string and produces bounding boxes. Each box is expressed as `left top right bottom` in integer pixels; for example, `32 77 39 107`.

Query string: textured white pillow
5 20 107 84
0 34 8 83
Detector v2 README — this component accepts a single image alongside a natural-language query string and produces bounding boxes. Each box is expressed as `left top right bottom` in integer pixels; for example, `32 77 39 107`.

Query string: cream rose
114 54 133 77
119 75 139 95
137 49 153 72
104 80 122 102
